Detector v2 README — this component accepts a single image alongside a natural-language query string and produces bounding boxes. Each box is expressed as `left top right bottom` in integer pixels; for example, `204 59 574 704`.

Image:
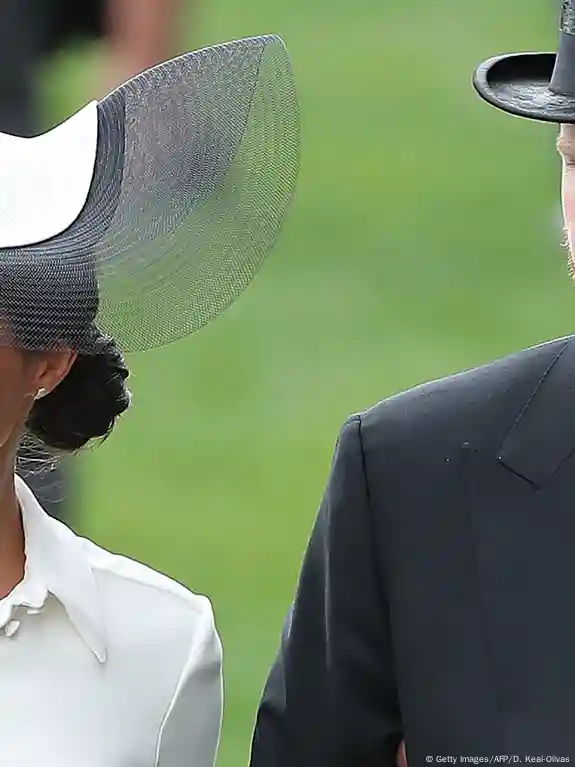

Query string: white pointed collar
3 474 108 663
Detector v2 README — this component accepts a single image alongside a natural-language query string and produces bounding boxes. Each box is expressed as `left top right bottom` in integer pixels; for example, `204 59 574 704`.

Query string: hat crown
550 0 575 95
561 0 575 35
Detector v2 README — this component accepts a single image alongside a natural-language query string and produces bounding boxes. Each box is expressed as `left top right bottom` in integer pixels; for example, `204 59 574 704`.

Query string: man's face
558 124 575 273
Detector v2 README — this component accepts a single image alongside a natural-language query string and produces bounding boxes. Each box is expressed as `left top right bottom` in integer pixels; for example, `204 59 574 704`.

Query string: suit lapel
466 337 575 753
498 338 575 487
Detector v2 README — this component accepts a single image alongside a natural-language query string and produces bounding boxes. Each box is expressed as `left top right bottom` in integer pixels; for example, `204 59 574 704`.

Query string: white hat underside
0 101 99 248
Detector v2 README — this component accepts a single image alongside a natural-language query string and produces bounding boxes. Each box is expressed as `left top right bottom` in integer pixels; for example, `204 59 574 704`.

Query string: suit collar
498 336 575 488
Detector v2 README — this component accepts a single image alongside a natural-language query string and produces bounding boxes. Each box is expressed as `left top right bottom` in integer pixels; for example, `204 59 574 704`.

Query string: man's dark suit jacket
250 336 575 766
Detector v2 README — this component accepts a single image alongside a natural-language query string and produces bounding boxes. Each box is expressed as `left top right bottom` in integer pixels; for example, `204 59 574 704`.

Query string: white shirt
0 474 223 766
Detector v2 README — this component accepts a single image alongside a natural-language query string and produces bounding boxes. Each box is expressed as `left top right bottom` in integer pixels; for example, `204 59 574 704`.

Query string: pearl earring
34 388 47 401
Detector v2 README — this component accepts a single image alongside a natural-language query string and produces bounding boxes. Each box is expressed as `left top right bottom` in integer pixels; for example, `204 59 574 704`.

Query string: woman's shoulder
80 534 211 607
77 534 219 656
68 534 223 759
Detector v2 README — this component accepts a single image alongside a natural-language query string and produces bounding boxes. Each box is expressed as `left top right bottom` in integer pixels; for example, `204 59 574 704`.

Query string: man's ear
33 349 78 398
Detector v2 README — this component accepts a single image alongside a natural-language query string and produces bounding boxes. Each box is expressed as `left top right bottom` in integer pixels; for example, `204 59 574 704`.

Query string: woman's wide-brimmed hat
0 35 299 353
473 0 575 123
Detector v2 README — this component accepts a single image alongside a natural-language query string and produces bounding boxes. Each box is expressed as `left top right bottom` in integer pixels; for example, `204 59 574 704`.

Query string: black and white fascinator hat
0 35 299 354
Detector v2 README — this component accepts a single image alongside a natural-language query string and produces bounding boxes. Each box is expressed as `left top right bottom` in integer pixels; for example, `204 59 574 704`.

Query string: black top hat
474 0 575 122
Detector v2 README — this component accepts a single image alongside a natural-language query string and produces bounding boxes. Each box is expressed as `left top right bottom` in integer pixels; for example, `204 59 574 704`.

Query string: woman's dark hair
26 332 131 453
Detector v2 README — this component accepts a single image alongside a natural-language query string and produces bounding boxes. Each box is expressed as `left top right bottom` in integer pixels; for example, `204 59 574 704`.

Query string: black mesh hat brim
473 52 575 123
0 35 299 354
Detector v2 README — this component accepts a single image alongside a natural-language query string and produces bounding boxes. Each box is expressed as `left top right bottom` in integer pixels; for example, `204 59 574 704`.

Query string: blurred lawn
39 0 573 764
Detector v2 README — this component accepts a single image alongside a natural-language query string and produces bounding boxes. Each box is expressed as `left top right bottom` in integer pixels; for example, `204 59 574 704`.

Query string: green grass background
39 0 572 763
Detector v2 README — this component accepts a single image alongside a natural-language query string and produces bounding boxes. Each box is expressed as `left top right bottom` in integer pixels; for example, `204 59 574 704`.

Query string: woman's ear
32 349 78 398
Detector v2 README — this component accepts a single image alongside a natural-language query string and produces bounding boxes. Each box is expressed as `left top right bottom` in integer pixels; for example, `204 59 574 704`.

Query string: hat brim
473 52 575 123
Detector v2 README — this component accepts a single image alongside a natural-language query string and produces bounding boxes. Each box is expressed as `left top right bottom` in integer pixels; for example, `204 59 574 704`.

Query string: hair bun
27 333 131 452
